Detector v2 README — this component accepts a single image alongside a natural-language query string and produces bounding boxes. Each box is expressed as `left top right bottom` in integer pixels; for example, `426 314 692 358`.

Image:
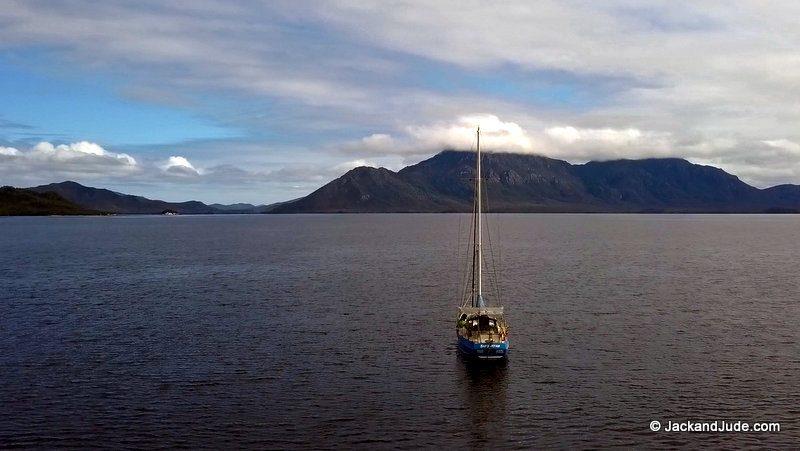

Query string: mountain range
271 150 800 213
5 150 800 215
26 181 270 215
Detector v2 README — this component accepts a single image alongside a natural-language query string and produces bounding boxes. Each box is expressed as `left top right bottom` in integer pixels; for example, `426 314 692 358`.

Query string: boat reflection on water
457 354 509 445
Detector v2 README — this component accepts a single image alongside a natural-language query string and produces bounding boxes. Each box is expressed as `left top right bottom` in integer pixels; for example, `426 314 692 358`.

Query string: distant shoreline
5 210 800 217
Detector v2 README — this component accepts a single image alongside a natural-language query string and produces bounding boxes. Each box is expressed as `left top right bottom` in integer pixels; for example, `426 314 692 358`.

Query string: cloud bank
0 141 138 181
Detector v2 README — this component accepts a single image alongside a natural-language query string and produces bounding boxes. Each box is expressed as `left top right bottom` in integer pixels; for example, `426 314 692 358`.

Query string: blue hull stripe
457 335 509 359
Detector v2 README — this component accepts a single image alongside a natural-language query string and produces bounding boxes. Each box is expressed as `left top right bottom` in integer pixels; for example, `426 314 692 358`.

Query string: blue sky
1 1 800 203
0 54 237 146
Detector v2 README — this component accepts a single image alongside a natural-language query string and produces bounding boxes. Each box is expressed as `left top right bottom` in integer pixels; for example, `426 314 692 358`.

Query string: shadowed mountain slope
0 186 101 216
27 181 259 214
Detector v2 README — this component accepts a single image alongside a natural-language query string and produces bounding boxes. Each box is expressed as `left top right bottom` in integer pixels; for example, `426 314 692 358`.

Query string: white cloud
164 155 196 170
340 134 397 155
27 141 137 165
762 139 800 153
339 114 675 163
543 126 673 161
332 159 377 172
0 141 137 168
162 155 201 176
407 114 535 152
0 140 140 188
340 114 540 160
546 127 641 146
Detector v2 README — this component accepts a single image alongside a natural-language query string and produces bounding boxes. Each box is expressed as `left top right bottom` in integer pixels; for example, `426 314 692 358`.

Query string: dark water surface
2 214 799 448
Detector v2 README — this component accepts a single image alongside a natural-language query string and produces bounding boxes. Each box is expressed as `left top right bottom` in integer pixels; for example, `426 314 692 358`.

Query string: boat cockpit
458 312 507 342
459 314 495 331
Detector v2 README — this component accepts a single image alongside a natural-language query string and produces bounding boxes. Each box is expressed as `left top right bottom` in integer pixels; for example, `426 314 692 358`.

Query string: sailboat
456 127 509 360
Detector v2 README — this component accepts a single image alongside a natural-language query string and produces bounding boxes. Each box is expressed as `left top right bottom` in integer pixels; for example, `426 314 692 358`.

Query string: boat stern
457 335 509 360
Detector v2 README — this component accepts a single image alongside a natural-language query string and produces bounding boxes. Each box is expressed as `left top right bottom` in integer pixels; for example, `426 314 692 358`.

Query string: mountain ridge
28 181 220 214
270 150 800 213
27 181 271 214
7 151 800 215
0 186 101 216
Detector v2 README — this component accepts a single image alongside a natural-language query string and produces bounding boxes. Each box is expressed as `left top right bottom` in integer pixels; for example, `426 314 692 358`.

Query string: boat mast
475 126 485 308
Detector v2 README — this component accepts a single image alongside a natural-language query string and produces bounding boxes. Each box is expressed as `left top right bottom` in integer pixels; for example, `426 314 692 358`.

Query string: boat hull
457 335 509 360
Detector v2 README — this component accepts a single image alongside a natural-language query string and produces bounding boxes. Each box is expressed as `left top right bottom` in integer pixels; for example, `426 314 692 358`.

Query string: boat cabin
457 307 508 342
461 314 499 332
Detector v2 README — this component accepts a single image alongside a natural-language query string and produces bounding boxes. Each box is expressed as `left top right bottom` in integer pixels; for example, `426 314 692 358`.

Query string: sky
1 1 800 204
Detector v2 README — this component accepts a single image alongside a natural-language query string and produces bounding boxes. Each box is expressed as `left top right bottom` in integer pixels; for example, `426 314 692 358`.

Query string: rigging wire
483 176 503 304
468 162 478 306
459 216 473 307
492 177 505 305
452 205 463 305
458 136 477 308
458 201 475 307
